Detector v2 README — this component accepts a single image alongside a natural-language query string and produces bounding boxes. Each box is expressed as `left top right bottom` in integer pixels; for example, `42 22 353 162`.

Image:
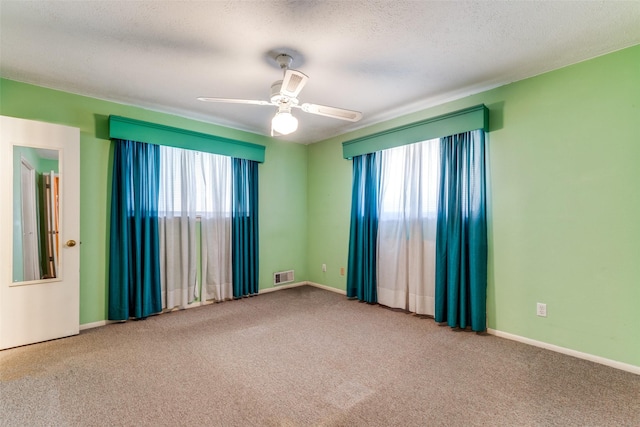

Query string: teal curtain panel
109 139 163 320
231 158 259 297
435 130 488 331
346 152 382 303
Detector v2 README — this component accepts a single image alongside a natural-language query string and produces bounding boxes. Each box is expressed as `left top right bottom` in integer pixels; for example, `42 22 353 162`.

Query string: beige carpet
1 285 639 426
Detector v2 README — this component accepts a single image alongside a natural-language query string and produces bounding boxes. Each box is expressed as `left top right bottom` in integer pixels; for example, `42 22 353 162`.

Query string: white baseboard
259 281 308 293
306 281 347 295
487 328 640 375
79 320 108 330
258 281 347 296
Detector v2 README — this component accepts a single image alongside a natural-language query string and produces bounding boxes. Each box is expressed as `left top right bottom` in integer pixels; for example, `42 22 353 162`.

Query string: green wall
0 79 308 325
307 44 640 367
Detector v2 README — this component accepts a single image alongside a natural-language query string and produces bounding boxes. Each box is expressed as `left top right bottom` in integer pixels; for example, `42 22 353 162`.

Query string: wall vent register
274 270 294 285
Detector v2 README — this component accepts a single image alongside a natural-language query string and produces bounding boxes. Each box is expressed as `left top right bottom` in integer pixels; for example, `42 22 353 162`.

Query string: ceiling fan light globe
272 111 298 135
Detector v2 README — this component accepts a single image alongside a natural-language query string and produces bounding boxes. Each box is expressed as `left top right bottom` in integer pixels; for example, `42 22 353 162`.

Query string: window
158 146 231 217
379 138 440 219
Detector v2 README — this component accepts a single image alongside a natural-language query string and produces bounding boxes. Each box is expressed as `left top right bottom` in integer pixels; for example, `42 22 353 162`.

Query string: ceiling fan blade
197 97 272 106
299 103 363 122
280 69 309 98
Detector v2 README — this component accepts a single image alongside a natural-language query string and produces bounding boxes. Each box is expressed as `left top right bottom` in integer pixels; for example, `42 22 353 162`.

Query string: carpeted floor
1 285 639 426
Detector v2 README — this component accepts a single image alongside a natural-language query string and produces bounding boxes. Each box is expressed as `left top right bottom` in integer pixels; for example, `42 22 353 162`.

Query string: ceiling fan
198 54 363 136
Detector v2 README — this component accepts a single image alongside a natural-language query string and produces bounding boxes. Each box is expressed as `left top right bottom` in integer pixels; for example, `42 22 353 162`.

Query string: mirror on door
12 146 61 283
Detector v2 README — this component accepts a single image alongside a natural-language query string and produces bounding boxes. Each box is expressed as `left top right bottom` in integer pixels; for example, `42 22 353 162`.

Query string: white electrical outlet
536 303 547 317
322 264 327 272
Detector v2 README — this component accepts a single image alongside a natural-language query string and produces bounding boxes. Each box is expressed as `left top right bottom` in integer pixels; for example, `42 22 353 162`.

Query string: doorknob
66 240 77 247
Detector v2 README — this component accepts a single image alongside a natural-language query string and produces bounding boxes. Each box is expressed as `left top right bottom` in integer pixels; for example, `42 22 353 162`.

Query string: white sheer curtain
159 146 197 310
199 153 232 302
377 138 440 315
158 146 231 310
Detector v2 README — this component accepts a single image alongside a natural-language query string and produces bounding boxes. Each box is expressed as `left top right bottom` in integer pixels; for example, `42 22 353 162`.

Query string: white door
0 116 80 350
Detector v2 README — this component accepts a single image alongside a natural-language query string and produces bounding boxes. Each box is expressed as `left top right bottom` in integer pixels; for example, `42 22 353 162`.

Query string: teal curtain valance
342 104 489 159
109 115 266 163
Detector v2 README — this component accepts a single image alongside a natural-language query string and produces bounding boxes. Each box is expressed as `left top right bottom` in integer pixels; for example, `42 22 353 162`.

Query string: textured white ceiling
1 1 639 144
